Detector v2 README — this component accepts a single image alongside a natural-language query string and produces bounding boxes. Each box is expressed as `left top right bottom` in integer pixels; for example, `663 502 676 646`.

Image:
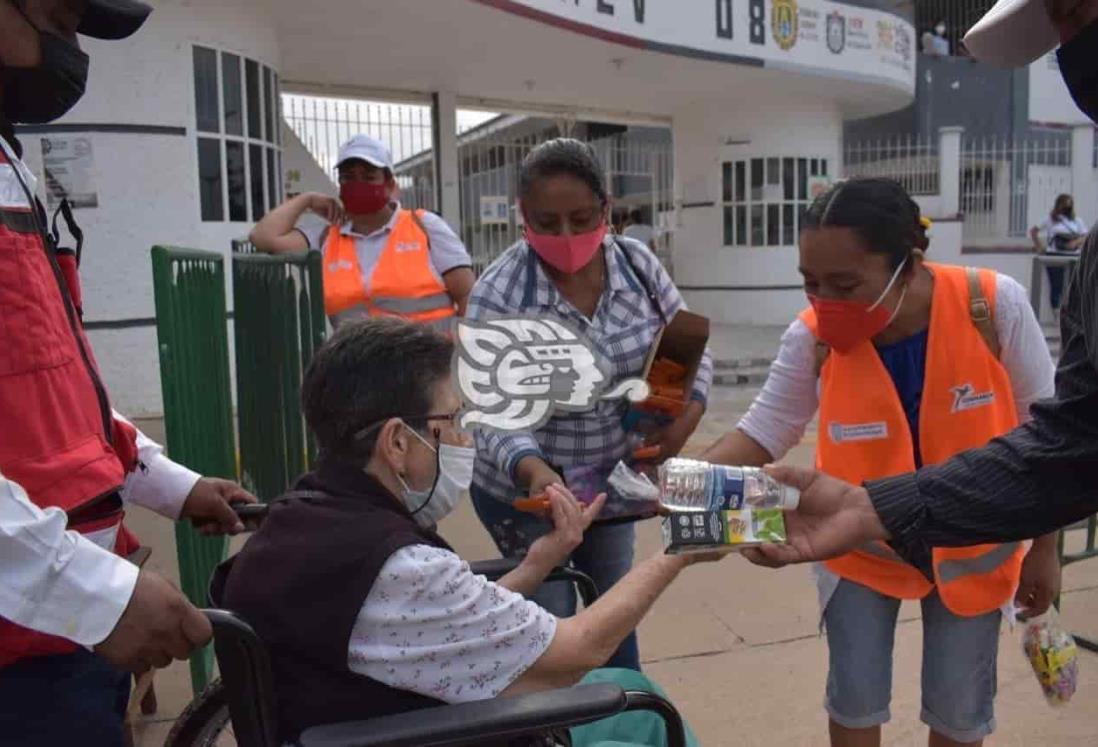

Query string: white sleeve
993 274 1056 424
418 211 473 275
735 319 820 460
115 411 201 520
0 471 137 645
348 545 557 704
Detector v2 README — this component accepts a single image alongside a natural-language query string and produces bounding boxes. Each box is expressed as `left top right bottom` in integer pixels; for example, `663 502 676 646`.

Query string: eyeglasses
353 412 469 441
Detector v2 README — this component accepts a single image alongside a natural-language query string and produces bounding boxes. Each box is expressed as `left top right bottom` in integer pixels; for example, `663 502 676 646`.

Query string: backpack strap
966 266 1001 360
811 267 1001 377
614 237 669 325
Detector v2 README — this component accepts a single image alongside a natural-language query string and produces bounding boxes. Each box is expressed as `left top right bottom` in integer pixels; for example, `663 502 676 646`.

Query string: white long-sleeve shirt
0 418 200 647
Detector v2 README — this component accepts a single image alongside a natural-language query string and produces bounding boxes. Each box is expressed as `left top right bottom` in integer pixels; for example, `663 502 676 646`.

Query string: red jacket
0 145 140 666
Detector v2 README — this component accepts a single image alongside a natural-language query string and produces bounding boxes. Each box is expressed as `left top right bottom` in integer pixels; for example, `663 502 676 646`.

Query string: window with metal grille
193 45 283 222
721 157 829 247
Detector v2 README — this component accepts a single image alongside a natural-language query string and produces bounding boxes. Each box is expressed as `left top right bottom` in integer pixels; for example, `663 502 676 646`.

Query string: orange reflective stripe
809 263 1023 616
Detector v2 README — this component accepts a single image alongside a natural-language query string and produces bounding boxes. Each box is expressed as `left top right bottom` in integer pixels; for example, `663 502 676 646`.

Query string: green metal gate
150 246 237 695
232 250 326 501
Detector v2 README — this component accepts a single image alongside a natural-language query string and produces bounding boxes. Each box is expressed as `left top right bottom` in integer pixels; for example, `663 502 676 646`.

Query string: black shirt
868 226 1098 561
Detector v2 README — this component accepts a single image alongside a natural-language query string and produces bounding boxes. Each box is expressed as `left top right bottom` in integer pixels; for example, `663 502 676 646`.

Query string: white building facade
21 0 921 414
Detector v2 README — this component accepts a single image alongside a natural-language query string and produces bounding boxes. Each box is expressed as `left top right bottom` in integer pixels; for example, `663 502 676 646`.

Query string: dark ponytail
803 177 926 270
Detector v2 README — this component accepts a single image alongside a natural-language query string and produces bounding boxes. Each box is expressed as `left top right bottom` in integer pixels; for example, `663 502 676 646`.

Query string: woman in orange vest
704 178 1061 747
249 134 475 330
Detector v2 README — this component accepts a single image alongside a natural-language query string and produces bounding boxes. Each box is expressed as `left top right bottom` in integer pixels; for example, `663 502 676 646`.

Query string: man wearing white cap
743 0 1098 594
251 134 475 330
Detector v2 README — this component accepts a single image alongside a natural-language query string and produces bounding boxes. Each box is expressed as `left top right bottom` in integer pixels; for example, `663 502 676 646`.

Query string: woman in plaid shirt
466 139 713 671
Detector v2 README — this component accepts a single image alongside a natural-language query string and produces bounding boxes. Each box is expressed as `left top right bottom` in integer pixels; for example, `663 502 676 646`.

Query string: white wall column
938 126 964 219
1071 123 1097 220
431 90 461 231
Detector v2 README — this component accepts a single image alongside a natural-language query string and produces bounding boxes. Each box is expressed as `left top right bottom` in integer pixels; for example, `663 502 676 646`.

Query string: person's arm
502 552 704 694
704 320 819 466
419 211 475 315
0 470 210 671
1030 225 1045 252
115 412 256 534
443 268 475 316
249 192 340 254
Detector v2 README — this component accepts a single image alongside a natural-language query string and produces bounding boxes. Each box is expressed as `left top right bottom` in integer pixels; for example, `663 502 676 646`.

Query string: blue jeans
471 485 641 671
1047 265 1067 310
0 649 131 746
823 579 1000 743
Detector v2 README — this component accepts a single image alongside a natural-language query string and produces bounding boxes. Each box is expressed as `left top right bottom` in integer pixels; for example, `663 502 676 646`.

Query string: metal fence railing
283 94 438 211
443 130 674 275
844 135 939 195
232 249 326 503
961 134 1072 241
1058 515 1098 653
150 246 237 696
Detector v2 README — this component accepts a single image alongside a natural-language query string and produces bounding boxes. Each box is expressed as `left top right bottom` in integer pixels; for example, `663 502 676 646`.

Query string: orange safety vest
800 262 1024 617
321 208 456 329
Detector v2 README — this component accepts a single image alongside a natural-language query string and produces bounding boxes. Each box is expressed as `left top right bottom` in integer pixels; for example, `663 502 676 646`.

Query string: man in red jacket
0 2 256 744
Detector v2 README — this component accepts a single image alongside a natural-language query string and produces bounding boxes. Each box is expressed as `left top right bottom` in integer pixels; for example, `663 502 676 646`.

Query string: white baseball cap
336 135 394 171
963 0 1060 68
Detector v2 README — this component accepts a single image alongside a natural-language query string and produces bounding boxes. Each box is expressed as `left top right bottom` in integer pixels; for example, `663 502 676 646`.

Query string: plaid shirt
467 235 713 503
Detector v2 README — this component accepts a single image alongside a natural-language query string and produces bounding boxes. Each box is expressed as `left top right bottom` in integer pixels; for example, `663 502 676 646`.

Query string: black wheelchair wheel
164 679 235 747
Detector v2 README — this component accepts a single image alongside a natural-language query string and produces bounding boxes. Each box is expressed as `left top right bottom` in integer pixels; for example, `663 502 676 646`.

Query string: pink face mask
524 222 608 274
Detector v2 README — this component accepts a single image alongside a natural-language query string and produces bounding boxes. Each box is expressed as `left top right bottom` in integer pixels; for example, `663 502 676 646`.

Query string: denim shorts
823 578 1001 742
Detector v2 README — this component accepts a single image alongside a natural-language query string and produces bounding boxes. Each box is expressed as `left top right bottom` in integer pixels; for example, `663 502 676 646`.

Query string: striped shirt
467 235 713 503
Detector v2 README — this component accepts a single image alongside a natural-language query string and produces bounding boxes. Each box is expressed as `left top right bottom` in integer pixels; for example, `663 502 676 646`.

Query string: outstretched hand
741 464 889 568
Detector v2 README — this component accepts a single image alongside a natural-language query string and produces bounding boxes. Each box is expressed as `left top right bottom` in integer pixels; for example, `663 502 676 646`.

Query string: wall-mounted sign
480 195 511 225
482 0 915 89
40 135 98 209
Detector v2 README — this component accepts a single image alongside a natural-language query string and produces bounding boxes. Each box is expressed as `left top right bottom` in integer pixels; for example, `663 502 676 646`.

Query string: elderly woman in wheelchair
202 318 719 747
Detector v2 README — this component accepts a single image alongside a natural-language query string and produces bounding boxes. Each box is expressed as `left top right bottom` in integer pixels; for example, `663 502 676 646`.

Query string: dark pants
1047 265 1067 310
0 649 130 747
471 485 641 671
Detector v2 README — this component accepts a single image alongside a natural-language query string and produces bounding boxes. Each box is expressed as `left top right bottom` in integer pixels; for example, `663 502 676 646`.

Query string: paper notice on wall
479 195 510 225
40 135 98 209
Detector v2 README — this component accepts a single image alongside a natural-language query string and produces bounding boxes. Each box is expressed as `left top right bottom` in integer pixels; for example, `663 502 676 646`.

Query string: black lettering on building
749 0 765 45
597 0 614 15
633 0 645 23
716 0 733 39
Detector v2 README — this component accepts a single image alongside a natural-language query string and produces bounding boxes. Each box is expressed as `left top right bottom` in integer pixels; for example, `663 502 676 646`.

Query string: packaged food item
658 458 800 511
661 508 787 554
1021 609 1079 706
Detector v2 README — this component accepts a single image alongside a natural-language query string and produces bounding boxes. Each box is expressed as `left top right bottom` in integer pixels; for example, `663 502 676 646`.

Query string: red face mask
808 259 909 353
340 180 390 215
524 222 608 274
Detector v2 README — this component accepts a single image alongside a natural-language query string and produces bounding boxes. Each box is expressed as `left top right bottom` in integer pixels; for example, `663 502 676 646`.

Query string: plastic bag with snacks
1021 608 1079 706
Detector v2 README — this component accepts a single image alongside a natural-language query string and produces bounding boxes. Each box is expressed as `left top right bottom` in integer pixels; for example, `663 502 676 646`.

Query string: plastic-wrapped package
1021 608 1079 706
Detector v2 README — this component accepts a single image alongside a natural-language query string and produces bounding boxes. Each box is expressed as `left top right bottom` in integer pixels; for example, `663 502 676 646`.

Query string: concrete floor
128 386 1098 746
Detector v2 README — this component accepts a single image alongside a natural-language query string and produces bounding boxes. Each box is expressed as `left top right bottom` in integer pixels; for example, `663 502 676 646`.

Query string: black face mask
1058 17 1098 124
1 11 89 124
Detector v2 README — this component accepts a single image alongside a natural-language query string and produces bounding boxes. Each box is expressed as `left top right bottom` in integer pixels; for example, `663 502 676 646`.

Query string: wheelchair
166 503 687 747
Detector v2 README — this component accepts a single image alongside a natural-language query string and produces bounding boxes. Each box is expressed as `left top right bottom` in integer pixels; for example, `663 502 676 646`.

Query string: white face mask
397 424 475 528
